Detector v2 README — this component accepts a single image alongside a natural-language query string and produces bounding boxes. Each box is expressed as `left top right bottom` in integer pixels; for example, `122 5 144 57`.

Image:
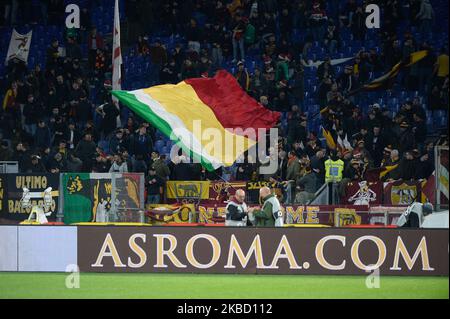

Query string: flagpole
112 0 122 127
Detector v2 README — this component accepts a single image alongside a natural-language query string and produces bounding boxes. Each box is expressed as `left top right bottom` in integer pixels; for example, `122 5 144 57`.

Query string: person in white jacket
109 154 128 173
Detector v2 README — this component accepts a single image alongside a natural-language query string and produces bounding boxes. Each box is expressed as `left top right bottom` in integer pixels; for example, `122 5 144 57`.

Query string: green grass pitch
0 273 448 299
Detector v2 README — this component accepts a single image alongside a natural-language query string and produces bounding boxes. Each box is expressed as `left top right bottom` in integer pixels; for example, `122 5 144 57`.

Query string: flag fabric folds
322 127 336 150
364 164 399 182
112 70 280 171
348 50 429 96
5 29 32 65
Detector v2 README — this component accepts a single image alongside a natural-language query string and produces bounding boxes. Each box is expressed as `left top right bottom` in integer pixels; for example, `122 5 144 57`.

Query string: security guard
225 189 250 226
252 187 284 227
324 150 344 183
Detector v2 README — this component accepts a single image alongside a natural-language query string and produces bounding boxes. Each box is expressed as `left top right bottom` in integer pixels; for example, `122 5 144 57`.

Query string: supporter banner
0 174 59 220
342 180 383 206
383 180 422 205
166 181 210 200
78 227 449 276
62 173 144 224
197 204 369 226
246 181 283 203
369 206 406 226
437 148 449 206
145 204 196 224
5 29 32 65
208 181 246 202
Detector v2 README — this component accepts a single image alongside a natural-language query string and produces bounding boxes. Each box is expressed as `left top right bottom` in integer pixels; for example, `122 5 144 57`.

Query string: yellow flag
322 127 336 150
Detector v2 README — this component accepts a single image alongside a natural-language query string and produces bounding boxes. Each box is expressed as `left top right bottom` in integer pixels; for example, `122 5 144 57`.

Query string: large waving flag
112 70 280 171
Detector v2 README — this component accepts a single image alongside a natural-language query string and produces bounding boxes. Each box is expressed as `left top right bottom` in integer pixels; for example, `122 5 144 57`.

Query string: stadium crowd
0 0 448 205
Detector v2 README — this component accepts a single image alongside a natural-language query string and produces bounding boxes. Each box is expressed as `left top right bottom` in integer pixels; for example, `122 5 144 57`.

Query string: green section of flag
63 173 93 224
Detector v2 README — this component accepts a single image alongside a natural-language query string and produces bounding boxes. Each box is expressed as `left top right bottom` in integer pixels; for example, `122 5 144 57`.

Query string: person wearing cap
28 155 46 173
234 60 250 91
338 64 358 96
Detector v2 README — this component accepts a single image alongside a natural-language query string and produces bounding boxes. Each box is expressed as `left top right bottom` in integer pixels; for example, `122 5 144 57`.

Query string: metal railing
0 161 19 173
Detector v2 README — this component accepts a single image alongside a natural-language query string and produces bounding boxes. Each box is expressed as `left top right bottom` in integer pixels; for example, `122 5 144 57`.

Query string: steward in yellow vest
324 152 344 183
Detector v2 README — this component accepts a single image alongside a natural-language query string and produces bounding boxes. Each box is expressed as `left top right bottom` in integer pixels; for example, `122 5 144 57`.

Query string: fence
0 161 19 174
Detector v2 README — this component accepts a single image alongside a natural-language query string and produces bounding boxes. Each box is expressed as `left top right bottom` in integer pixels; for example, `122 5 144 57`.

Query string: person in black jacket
366 125 387 167
397 121 416 154
75 132 97 172
398 151 419 181
34 120 51 150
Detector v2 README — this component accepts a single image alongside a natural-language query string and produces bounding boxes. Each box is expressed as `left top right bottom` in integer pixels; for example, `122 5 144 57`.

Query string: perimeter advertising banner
77 227 449 276
0 174 60 220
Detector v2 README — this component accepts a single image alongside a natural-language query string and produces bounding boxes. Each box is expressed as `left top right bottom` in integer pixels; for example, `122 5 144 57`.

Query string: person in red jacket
87 27 104 70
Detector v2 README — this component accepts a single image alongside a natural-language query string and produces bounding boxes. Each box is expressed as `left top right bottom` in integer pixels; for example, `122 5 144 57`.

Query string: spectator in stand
109 154 128 173
132 154 147 173
46 38 60 68
130 124 153 163
146 166 165 204
185 18 203 53
66 152 83 172
149 38 168 84
295 164 318 204
416 0 435 43
87 27 104 71
34 119 51 150
309 2 328 41
75 132 97 172
96 99 120 139
434 46 449 86
23 93 40 136
234 61 250 91
150 151 170 180
324 21 339 54
0 140 14 161
231 13 246 63
209 22 226 68
137 36 150 56
351 5 366 41
27 155 46 173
